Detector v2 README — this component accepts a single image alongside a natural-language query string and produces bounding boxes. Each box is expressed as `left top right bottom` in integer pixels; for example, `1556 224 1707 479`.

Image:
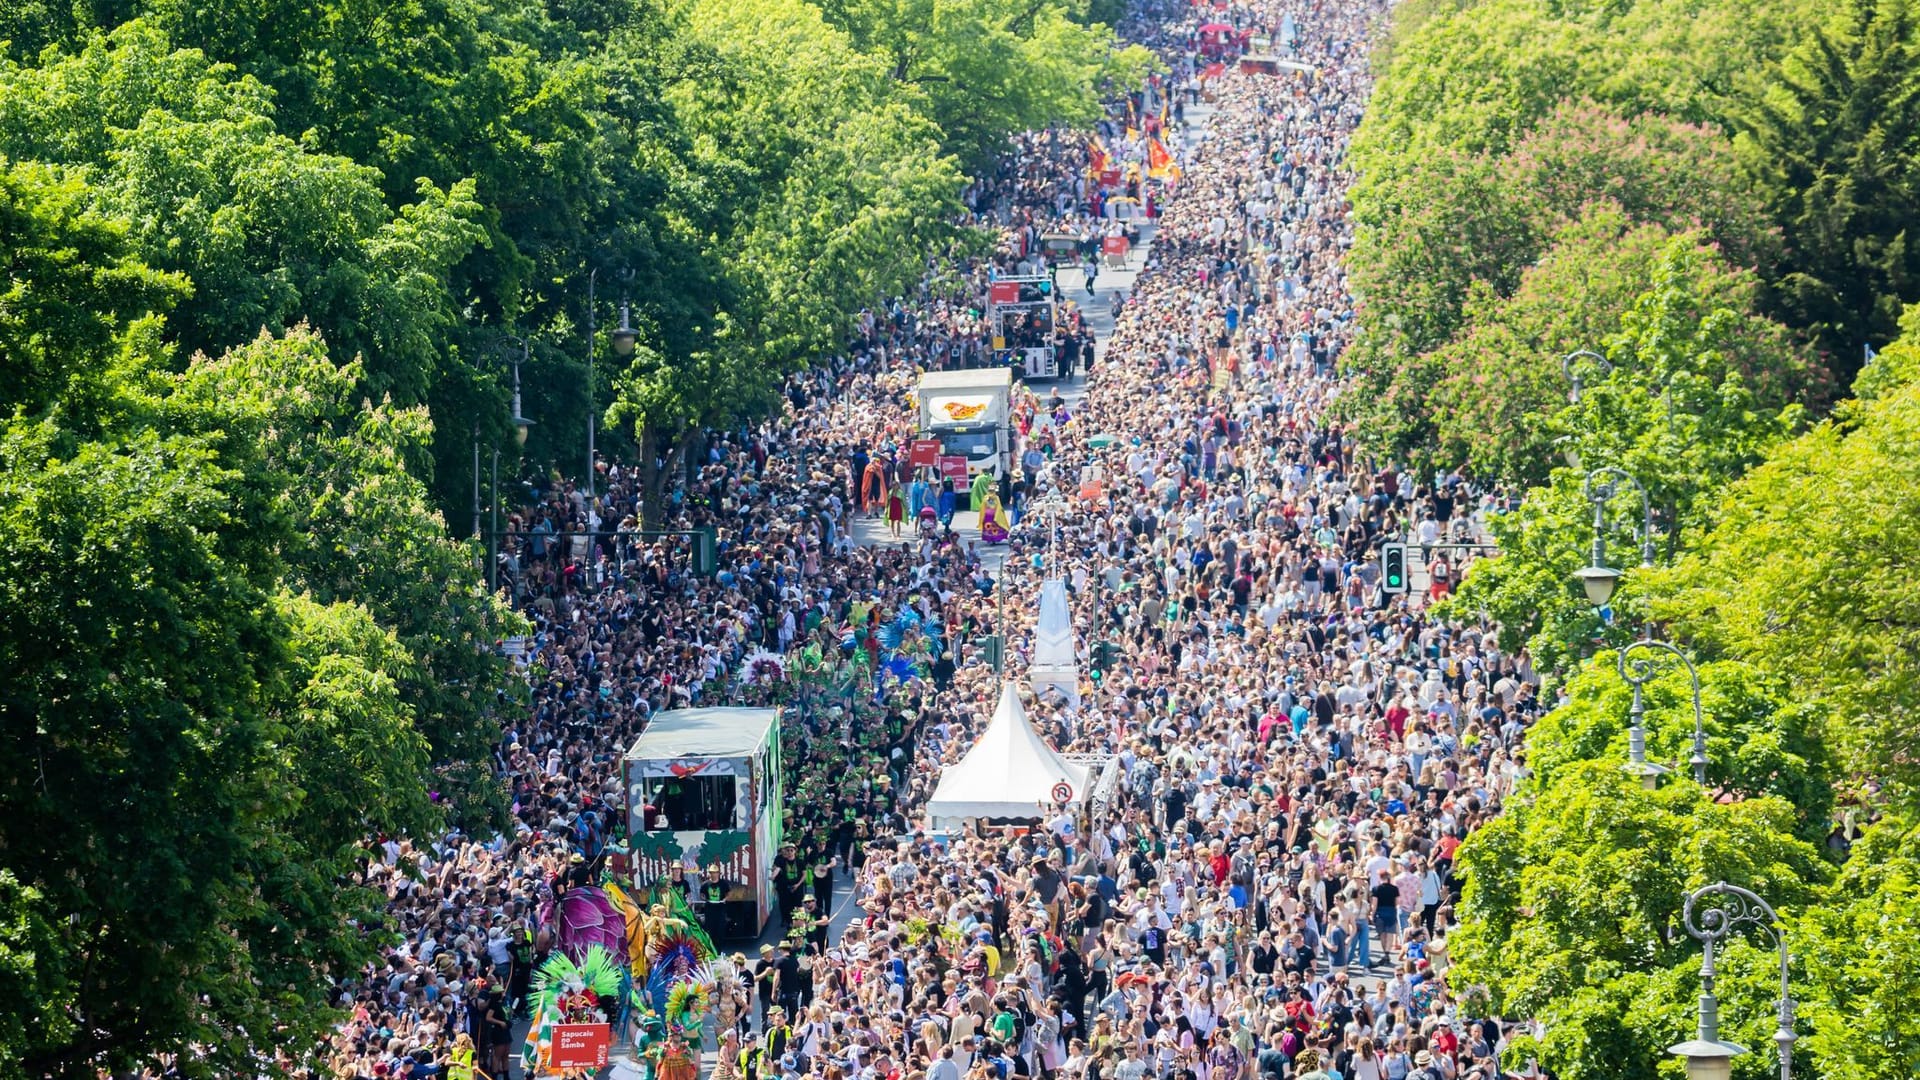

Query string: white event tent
925 683 1088 830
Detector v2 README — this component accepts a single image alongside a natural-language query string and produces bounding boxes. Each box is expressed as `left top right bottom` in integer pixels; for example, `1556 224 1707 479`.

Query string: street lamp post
475 335 535 590
604 271 639 495
1617 637 1706 787
471 425 482 539
500 336 533 446
586 268 596 502
1562 348 1613 404
1571 466 1656 608
1671 881 1796 1080
1568 466 1698 786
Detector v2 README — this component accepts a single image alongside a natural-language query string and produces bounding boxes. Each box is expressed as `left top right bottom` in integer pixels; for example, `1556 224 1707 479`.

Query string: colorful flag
1146 137 1179 180
1087 137 1110 178
523 1005 554 1075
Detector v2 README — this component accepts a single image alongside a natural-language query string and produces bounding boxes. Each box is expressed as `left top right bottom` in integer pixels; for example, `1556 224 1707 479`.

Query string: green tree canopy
1452 761 1824 1019
0 22 488 404
1653 303 1920 814
1345 103 1802 474
1439 238 1804 671
812 0 1156 169
1733 0 1920 384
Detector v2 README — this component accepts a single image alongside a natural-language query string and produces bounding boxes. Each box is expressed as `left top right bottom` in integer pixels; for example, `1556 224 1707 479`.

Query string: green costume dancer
970 469 994 512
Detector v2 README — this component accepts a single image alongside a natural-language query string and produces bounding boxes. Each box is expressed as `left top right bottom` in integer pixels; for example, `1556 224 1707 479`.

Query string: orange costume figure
860 460 887 514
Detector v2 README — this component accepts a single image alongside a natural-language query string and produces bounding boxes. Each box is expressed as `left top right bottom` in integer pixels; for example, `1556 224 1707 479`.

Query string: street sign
1051 781 1075 803
549 1024 611 1070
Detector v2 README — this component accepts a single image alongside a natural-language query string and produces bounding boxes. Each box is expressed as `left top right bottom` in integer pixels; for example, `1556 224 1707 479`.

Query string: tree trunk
639 419 692 531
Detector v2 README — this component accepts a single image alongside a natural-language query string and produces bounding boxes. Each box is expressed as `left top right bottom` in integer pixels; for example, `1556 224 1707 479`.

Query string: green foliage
1345 100 1805 476
0 869 76 1070
0 159 512 1070
814 0 1157 169
1355 0 1814 183
1795 817 1920 1078
0 157 188 419
1421 209 1679 485
1654 306 1920 814
1439 239 1804 670
1733 0 1920 385
1451 761 1823 1019
1361 4 1920 1075
171 327 526 826
0 398 290 1076
0 23 489 404
1527 651 1832 833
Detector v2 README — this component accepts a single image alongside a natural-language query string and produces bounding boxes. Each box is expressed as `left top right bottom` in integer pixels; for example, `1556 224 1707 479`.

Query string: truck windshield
941 432 998 458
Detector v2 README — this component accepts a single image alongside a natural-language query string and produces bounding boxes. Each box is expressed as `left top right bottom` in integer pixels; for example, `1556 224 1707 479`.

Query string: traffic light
980 634 1004 671
1092 641 1120 672
1381 543 1409 594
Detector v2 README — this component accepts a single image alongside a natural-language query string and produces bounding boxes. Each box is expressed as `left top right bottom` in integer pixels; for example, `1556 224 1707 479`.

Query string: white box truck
917 367 1013 480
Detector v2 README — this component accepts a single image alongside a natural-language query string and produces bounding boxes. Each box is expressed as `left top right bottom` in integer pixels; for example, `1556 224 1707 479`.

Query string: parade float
522 882 738 1079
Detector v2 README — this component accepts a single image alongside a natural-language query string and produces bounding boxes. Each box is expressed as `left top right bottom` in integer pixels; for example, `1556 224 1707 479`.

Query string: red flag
1146 137 1178 180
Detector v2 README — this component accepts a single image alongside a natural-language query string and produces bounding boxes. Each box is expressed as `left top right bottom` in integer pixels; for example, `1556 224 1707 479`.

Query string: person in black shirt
1249 930 1279 978
812 851 835 911
774 841 806 928
753 945 779 1027
1370 876 1402 957
775 946 803 1018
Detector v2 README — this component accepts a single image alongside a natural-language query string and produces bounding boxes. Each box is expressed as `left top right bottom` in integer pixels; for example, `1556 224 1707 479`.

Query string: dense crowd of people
321 1 1554 1080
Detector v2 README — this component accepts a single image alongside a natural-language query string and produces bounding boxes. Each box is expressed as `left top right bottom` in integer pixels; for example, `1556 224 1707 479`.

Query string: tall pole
489 448 501 593
471 429 481 539
586 268 598 503
1562 348 1612 404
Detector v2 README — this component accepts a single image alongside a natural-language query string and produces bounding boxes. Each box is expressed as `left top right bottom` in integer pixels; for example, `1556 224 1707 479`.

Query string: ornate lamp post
1570 466 1656 608
1616 637 1706 788
1671 882 1796 1080
1568 466 1704 787
1562 348 1613 404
